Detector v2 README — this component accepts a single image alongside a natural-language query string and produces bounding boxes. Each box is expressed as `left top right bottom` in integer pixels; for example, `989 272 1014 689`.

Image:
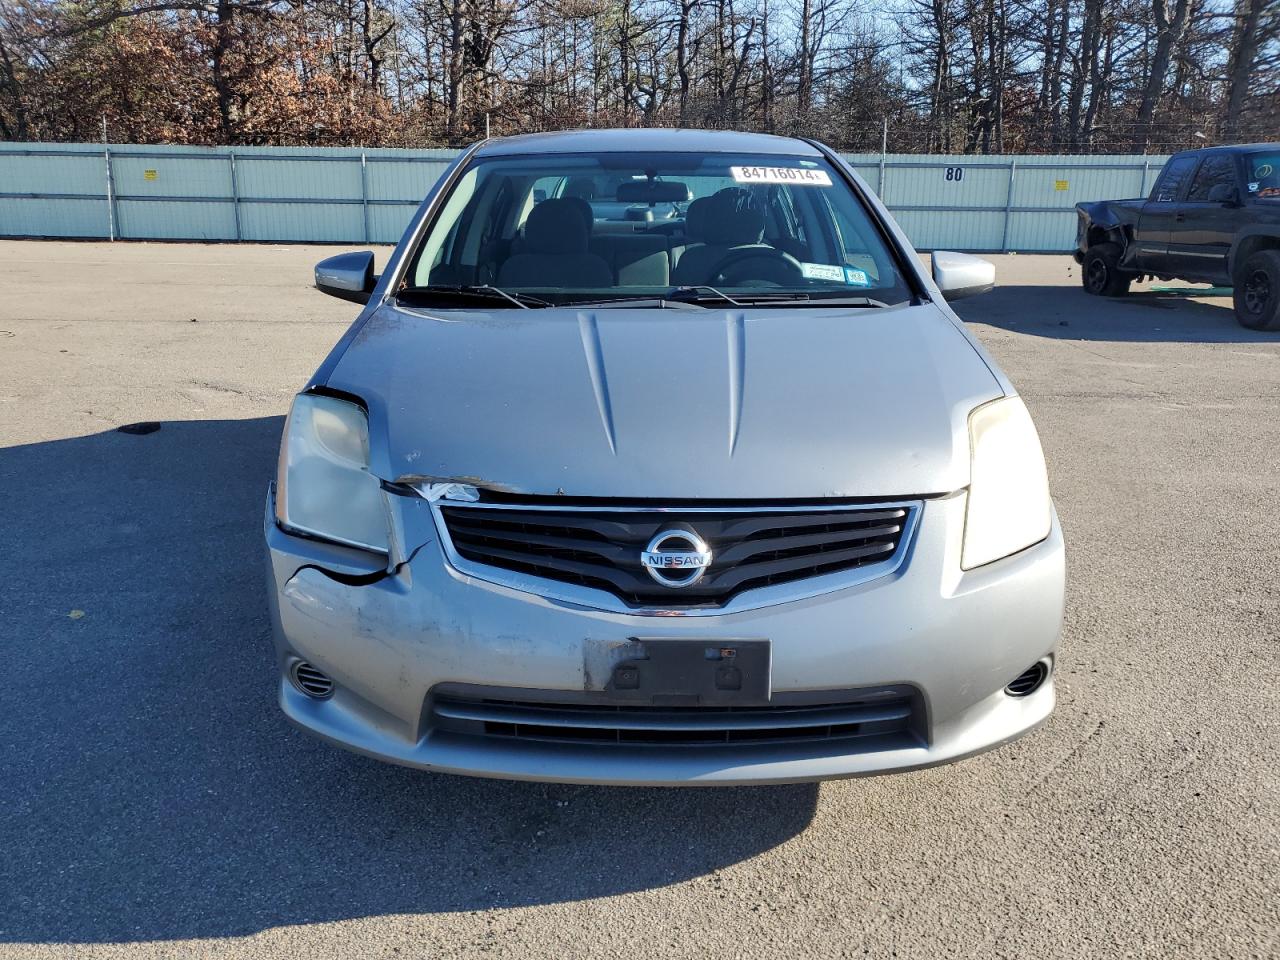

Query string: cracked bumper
264 489 1064 786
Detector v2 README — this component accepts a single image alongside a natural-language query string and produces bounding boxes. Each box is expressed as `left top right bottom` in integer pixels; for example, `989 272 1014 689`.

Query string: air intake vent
289 660 335 699
429 686 923 749
1005 661 1048 697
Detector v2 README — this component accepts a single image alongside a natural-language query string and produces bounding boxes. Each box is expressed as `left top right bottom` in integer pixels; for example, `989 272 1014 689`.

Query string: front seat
671 189 768 285
498 198 612 288
670 196 711 273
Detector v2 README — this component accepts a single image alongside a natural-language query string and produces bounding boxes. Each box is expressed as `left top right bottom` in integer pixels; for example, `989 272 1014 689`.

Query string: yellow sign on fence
143 169 158 181
1054 179 1069 191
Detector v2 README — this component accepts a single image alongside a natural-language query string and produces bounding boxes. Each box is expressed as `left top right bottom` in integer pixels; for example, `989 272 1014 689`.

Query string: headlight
275 393 389 554
962 396 1052 570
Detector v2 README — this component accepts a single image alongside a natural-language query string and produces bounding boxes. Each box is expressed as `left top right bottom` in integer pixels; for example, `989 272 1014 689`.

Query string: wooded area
0 0 1276 152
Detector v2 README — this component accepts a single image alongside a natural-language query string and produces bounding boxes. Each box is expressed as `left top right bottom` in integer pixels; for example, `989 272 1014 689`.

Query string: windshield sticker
844 267 871 287
730 166 832 186
800 263 846 282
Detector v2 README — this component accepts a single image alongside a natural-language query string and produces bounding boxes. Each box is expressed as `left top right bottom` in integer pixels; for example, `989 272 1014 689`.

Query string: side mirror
932 251 995 301
1207 183 1238 205
315 251 377 304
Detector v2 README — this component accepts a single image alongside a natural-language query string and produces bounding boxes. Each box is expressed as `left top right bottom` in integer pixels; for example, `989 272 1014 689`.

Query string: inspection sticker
800 263 872 286
730 166 832 186
801 263 846 282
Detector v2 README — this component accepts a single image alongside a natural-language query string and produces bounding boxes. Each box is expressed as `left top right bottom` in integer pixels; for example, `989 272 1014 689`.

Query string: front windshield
404 151 913 306
1245 151 1280 200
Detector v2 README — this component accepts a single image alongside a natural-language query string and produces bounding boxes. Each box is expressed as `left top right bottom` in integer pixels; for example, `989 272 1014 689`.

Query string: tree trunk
676 0 693 123
209 0 237 143
619 0 634 125
445 0 463 142
0 34 29 140
1223 0 1265 140
1133 0 1191 150
1066 0 1103 151
797 0 812 118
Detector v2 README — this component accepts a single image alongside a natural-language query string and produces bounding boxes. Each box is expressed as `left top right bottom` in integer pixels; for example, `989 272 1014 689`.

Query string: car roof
473 128 824 158
1174 143 1279 158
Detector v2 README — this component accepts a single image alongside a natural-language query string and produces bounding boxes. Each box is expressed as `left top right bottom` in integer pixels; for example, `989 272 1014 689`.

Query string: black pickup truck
1075 144 1280 330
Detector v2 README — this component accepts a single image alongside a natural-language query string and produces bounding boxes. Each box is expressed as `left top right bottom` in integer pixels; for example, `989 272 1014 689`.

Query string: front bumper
265 489 1065 786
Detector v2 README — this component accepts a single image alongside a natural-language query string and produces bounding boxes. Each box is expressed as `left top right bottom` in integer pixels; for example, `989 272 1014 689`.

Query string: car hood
325 302 1003 499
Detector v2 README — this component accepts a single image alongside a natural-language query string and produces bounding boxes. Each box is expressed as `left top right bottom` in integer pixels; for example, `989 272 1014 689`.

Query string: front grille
429 687 921 748
438 502 913 607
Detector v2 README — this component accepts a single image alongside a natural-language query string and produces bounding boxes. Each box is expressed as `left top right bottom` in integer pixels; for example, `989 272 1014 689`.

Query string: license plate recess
605 639 771 705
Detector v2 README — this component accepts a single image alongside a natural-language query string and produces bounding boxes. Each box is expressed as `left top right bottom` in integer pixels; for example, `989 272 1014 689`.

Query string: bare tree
1 0 1275 151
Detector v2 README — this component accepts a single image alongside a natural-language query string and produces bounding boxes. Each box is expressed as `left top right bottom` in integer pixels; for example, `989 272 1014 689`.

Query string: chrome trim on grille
427 499 922 616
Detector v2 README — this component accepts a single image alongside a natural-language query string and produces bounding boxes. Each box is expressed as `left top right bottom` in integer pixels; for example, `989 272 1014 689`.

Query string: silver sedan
265 128 1064 785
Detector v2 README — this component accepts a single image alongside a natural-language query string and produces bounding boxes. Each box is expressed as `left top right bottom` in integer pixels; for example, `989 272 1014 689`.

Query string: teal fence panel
840 152 1169 252
0 141 1169 252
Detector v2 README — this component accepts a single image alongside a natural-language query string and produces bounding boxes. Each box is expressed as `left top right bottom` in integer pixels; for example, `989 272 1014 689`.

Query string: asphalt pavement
0 241 1276 958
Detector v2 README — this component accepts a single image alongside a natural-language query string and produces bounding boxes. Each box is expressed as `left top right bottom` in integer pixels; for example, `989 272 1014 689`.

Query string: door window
1185 156 1236 202
1150 157 1198 202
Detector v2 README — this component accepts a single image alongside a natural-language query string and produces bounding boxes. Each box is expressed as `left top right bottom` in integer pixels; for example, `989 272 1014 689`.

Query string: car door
1165 154 1239 284
1135 155 1199 275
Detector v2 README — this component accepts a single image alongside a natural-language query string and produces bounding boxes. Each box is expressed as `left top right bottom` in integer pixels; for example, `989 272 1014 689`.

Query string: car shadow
954 282 1278 344
0 417 818 945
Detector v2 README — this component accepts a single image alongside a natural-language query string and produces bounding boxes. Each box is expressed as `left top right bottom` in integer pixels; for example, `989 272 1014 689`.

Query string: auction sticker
801 263 846 282
801 262 872 286
731 166 832 186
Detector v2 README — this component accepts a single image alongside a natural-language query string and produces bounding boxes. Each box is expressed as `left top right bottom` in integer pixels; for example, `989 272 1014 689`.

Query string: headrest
564 177 596 200
562 195 594 233
523 198 590 254
702 188 765 245
684 197 711 242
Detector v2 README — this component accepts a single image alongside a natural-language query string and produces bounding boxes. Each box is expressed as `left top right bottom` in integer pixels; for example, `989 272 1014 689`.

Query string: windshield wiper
560 295 710 309
781 295 894 308
667 287 890 308
396 284 550 309
669 285 745 306
566 288 895 309
562 286 741 308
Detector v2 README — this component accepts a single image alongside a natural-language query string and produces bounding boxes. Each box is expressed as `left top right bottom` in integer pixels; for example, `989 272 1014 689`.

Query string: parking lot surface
0 241 1276 959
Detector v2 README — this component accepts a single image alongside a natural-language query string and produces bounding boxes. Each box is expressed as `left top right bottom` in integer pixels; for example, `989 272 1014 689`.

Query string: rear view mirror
932 251 995 301
315 251 377 304
1207 183 1238 205
616 180 692 203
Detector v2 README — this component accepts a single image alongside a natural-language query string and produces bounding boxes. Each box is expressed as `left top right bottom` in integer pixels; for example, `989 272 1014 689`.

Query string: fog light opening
289 659 335 699
1005 660 1049 698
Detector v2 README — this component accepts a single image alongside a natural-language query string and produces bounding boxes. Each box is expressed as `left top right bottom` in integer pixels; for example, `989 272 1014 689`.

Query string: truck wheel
1082 242 1132 297
1234 250 1280 331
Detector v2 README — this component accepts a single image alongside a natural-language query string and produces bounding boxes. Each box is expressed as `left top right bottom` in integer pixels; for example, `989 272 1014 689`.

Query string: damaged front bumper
264 485 1064 786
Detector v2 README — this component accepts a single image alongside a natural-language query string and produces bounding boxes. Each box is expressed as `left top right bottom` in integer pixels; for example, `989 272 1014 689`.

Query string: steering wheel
709 247 805 287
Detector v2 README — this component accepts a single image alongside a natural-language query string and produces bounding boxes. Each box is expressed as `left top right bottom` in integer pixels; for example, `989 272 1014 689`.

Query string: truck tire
1082 242 1133 297
1234 249 1280 331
